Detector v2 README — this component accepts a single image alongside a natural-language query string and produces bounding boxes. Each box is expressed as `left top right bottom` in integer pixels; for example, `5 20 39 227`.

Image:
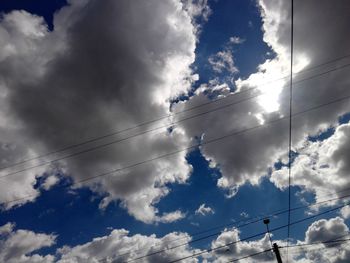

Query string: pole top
263 218 270 225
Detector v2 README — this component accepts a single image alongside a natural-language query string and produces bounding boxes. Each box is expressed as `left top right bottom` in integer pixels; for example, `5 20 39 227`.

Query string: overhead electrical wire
1 54 350 174
279 232 350 259
282 238 350 250
226 236 350 263
226 248 273 263
167 202 350 263
1 60 350 180
2 92 350 207
287 0 294 261
98 193 350 263
101 191 350 261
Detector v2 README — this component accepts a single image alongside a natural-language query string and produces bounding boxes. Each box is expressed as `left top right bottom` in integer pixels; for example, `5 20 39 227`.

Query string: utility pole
263 218 283 263
273 243 283 263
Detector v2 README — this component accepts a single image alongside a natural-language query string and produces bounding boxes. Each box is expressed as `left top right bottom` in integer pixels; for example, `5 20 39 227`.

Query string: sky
0 0 350 262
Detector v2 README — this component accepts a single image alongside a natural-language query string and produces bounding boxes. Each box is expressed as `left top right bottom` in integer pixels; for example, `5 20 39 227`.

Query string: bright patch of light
255 113 265 125
257 77 284 113
294 54 310 73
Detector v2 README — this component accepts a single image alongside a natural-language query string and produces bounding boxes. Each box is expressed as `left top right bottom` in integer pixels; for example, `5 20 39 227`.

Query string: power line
1 55 350 174
103 193 350 263
114 192 350 261
226 248 272 262
226 237 350 263
2 61 350 181
282 238 350 250
167 202 350 263
287 0 294 261
2 92 350 207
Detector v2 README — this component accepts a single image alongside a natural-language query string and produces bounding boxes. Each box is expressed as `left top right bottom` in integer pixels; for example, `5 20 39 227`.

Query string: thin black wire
105 193 350 263
110 191 350 261
282 238 350 250
1 54 350 173
226 248 272 263
167 202 350 263
105 60 350 263
227 237 350 263
287 0 294 261
2 60 350 181
2 92 350 207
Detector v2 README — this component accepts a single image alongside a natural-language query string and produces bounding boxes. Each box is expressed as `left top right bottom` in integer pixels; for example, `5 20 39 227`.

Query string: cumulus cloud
271 123 350 203
207 217 350 263
305 217 349 245
208 49 238 74
340 206 350 219
0 0 200 223
229 36 245 45
0 223 200 262
1 217 349 262
57 229 199 263
157 210 186 223
182 0 212 23
208 228 275 263
290 217 350 263
0 222 56 263
195 203 214 216
176 0 350 197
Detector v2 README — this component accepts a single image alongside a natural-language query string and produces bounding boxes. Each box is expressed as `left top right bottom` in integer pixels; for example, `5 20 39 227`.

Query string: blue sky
0 0 350 262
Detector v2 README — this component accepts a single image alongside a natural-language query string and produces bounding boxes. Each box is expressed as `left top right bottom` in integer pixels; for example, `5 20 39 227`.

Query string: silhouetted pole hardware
263 218 283 263
273 243 283 263
263 218 273 247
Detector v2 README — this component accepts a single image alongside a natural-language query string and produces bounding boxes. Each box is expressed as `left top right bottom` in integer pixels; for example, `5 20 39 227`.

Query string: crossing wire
1 54 350 174
226 237 350 262
167 202 350 263
2 60 350 180
287 1 294 261
99 193 350 262
2 92 350 208
95 190 350 261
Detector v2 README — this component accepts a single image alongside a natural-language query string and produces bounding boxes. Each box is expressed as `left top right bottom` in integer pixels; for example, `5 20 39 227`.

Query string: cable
282 238 350 250
226 248 272 262
101 193 350 263
226 238 350 263
1 54 350 174
120 191 349 261
2 92 350 207
287 0 294 261
2 61 350 181
167 202 350 263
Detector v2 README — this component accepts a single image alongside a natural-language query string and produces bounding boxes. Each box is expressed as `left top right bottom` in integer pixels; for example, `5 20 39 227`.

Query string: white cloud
291 217 350 263
182 0 212 22
0 222 56 263
271 123 350 203
229 36 245 44
240 212 249 218
157 210 186 223
57 229 200 263
208 49 238 74
195 203 214 216
208 217 350 263
42 175 59 191
0 217 349 262
0 0 198 223
209 228 275 263
0 223 201 262
340 206 350 219
305 217 348 245
176 0 350 198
